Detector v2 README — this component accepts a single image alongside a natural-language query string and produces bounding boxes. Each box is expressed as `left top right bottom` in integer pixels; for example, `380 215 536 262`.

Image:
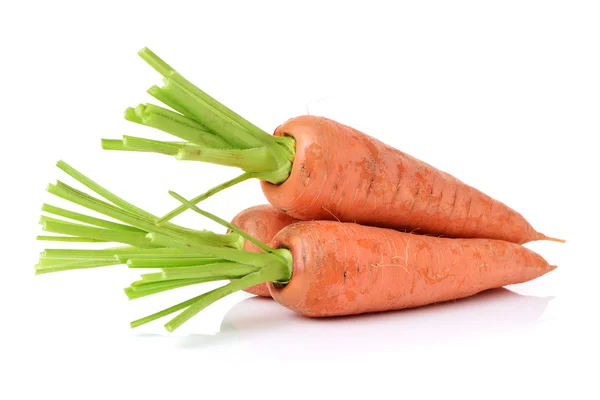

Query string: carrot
260 115 566 244
266 221 555 317
34 166 555 331
125 192 555 331
231 204 297 297
103 48 562 244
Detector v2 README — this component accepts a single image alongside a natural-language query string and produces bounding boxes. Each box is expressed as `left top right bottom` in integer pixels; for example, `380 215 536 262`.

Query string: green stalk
176 146 277 172
130 293 203 328
146 233 274 267
167 191 273 254
35 163 245 279
101 139 143 151
40 218 156 248
57 160 155 220
42 203 144 233
37 257 117 266
147 85 194 118
126 257 222 268
35 159 295 332
138 47 276 145
160 78 262 149
156 172 254 224
136 272 167 284
35 259 121 274
41 247 170 259
116 252 226 262
122 136 184 156
103 47 296 224
47 165 239 248
127 192 293 331
165 273 265 332
160 262 259 280
124 279 210 300
131 103 231 148
36 236 107 242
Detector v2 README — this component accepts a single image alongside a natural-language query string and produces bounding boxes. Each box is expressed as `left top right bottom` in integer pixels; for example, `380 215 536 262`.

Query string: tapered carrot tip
537 233 566 243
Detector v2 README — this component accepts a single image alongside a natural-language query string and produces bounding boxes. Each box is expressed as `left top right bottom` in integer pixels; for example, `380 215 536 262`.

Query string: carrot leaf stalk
101 47 295 223
36 162 293 332
125 198 292 331
35 161 244 275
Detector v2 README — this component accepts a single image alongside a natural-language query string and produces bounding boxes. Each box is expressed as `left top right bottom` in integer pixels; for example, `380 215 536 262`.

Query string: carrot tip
538 233 566 244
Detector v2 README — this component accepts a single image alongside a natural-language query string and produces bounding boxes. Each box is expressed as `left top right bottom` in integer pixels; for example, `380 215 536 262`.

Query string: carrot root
537 233 566 243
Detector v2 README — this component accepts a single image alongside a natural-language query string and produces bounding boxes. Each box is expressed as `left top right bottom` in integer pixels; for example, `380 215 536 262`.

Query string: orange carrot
33 166 556 331
267 221 555 317
122 195 555 331
106 49 561 244
261 116 562 245
231 205 297 297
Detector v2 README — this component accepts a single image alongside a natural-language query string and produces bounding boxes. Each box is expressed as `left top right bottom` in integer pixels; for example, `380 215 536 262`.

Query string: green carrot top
37 162 292 332
103 47 296 224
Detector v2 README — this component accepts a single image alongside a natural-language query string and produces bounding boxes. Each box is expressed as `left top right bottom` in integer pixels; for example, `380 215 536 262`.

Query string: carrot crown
102 47 295 224
37 162 292 332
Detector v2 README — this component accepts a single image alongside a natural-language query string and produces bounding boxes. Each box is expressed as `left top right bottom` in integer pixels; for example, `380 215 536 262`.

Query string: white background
1 1 598 399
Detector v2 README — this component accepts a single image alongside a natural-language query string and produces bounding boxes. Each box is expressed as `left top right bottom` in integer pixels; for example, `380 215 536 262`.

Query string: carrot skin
231 205 297 296
267 221 555 317
261 116 549 244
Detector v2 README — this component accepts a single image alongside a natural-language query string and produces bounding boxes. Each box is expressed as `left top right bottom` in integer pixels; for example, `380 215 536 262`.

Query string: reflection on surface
174 288 553 353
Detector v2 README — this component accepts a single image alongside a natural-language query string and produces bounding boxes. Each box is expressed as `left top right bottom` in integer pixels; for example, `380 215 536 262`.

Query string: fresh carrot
265 221 555 317
103 48 562 244
126 192 555 330
34 165 555 331
231 205 297 297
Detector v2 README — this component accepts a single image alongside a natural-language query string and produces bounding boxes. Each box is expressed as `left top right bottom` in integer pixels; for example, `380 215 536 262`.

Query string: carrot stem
41 247 182 259
126 257 222 268
164 274 263 332
42 203 144 233
167 190 274 254
36 163 246 277
36 162 293 332
138 47 275 145
124 279 209 300
47 163 240 249
101 139 142 151
35 259 121 274
122 136 184 156
103 47 296 215
156 172 254 224
36 235 108 243
130 293 204 328
133 103 231 149
160 78 262 149
41 218 156 248
175 146 277 172
147 85 193 118
102 137 186 155
161 262 259 280
116 253 223 263
56 160 154 220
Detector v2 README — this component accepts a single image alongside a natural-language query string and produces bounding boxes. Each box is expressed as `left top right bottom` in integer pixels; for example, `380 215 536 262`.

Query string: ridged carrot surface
262 116 557 244
231 205 297 296
105 49 561 245
267 221 555 317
